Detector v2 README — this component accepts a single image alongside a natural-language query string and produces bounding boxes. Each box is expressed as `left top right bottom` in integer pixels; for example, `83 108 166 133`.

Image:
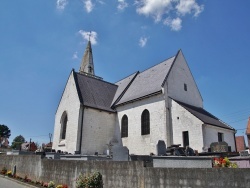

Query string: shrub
48 181 55 188
56 184 68 188
76 171 103 188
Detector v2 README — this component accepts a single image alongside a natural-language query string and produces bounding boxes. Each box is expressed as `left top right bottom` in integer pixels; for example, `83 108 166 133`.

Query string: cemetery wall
153 156 212 168
0 155 250 188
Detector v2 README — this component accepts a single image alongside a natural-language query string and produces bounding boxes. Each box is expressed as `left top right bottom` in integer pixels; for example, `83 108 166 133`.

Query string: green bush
48 181 56 188
76 171 103 188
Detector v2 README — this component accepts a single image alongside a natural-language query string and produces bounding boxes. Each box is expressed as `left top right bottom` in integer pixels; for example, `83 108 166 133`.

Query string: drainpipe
79 105 84 154
234 129 237 152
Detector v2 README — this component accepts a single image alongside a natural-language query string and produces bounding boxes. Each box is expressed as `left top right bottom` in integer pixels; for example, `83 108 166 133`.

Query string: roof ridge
139 55 176 74
174 99 218 119
75 72 117 87
115 71 139 84
112 71 139 107
172 99 235 131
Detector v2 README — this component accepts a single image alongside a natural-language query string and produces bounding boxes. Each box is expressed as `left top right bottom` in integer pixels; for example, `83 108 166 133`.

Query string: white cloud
164 17 182 31
136 0 172 22
176 0 204 17
72 52 79 59
135 0 204 31
139 37 148 47
118 0 128 11
84 0 94 13
56 0 68 11
78 30 98 45
98 0 105 5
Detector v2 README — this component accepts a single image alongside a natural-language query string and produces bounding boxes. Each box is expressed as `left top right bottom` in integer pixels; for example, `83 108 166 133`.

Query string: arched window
121 115 128 138
61 112 68 140
141 109 150 135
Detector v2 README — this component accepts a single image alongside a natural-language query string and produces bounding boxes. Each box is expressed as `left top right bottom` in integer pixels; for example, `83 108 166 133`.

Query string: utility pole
29 138 31 151
49 133 52 152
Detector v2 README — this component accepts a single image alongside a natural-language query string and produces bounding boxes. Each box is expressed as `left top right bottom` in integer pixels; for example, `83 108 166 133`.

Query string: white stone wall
171 100 205 152
81 108 116 155
203 124 236 151
116 94 167 155
167 51 203 108
52 71 81 154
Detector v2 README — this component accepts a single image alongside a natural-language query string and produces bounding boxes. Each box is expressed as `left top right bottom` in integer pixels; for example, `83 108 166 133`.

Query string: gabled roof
175 100 235 131
246 117 250 135
73 70 117 112
114 56 176 106
235 136 246 152
111 71 138 106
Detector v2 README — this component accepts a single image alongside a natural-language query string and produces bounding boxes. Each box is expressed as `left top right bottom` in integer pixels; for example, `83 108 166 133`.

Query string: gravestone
157 140 167 156
210 141 228 152
112 146 129 161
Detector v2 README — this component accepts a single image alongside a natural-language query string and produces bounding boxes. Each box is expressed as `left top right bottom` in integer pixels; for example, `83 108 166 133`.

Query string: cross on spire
87 31 92 42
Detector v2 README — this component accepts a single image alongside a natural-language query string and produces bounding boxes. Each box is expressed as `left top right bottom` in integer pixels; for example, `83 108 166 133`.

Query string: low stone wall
153 156 212 168
0 155 250 188
229 157 250 168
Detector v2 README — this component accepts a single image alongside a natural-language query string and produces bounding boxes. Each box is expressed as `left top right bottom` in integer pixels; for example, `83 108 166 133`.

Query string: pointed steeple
79 40 95 76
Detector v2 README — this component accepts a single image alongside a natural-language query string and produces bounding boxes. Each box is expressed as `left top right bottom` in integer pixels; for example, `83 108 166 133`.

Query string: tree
0 124 11 138
0 124 11 147
11 135 25 150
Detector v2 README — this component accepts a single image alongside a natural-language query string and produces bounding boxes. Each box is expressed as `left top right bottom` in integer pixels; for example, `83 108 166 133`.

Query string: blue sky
0 0 250 146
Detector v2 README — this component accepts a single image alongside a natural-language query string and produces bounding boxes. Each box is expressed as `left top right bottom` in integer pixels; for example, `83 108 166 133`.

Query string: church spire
79 39 95 76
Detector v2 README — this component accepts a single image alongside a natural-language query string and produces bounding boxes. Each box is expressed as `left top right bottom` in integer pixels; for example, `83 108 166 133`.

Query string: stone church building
52 41 236 155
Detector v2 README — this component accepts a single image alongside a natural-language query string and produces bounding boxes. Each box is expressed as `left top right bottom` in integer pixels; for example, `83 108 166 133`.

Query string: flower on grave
213 157 238 168
6 170 12 176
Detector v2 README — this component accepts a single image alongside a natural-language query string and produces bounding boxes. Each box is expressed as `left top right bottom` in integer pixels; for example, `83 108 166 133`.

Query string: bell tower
79 40 95 76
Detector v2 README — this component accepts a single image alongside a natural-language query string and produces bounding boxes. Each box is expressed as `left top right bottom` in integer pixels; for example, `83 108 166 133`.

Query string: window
121 115 128 138
183 131 189 147
141 109 150 135
61 112 68 140
88 66 92 73
218 132 224 142
184 83 187 91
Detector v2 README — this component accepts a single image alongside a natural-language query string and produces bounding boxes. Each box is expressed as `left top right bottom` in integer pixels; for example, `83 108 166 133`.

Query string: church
52 41 236 155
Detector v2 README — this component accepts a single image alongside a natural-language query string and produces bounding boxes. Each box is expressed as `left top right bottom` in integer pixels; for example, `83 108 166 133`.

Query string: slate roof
175 100 235 130
114 56 176 106
74 71 118 112
111 72 138 106
79 41 95 75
